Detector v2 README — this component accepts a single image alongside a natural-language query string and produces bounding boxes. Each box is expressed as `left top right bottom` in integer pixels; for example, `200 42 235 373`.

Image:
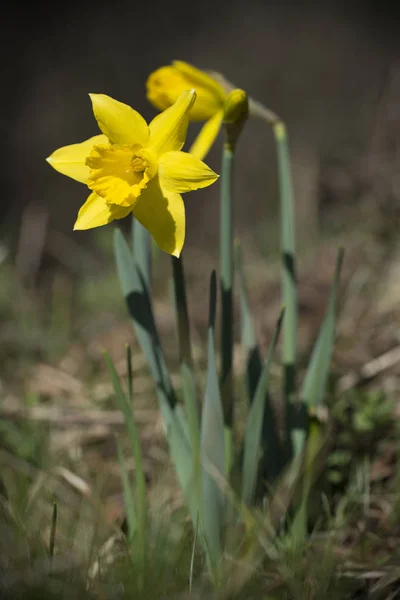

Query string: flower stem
273 121 298 461
220 144 235 450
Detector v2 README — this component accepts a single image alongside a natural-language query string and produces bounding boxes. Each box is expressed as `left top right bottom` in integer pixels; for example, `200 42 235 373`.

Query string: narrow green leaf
220 145 235 429
116 438 137 545
273 121 298 465
235 242 261 404
236 242 282 489
266 417 331 532
126 346 148 555
171 256 200 457
290 418 326 544
126 344 133 406
242 308 284 506
301 247 344 410
273 122 297 402
289 249 343 458
105 350 148 556
114 228 177 410
189 513 199 593
49 501 57 562
200 271 225 570
104 351 129 416
114 229 197 523
132 216 152 294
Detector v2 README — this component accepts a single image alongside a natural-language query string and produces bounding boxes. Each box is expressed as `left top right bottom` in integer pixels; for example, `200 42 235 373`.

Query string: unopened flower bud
223 89 249 151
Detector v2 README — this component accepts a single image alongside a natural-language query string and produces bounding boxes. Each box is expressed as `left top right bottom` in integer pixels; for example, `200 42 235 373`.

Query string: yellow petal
174 61 226 102
159 151 218 193
73 192 131 230
148 90 196 157
147 63 225 121
146 66 189 112
46 135 107 183
132 179 185 257
90 94 149 146
87 144 146 207
189 110 223 160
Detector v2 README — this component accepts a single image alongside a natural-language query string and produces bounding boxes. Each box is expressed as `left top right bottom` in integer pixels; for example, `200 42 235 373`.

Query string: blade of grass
242 308 284 506
105 350 148 559
116 438 137 546
49 501 57 563
200 270 226 572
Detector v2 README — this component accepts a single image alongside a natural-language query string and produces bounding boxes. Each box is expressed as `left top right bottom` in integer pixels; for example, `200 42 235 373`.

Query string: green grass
1 293 400 600
4 77 400 599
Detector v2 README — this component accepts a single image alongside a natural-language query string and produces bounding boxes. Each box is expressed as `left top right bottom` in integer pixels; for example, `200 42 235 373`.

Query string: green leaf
114 228 177 411
116 438 137 546
200 271 226 571
242 308 284 506
266 417 330 532
274 122 297 404
114 229 197 522
290 417 326 544
236 242 283 487
105 349 148 557
235 242 262 404
301 247 344 410
171 256 200 457
132 216 152 294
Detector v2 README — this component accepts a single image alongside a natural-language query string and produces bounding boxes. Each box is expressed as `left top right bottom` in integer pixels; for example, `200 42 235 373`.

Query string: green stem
274 122 297 389
220 145 234 434
220 144 235 478
273 121 297 459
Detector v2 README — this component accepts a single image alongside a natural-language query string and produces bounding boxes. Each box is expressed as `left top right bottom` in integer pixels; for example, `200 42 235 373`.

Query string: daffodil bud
223 89 249 151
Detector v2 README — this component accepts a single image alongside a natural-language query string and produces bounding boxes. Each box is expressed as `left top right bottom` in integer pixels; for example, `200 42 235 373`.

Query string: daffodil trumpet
47 90 218 257
146 61 279 160
147 61 227 161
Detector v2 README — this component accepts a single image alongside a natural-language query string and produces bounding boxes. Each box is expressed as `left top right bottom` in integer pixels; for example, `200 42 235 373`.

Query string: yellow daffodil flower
146 61 228 161
46 90 218 257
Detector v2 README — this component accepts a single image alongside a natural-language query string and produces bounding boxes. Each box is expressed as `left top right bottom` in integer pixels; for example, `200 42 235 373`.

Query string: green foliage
112 107 345 580
325 389 394 489
6 82 400 599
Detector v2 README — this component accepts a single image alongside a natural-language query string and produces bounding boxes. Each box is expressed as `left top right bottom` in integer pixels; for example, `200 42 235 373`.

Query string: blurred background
5 0 400 261
2 0 400 377
2 0 400 388
2 0 400 573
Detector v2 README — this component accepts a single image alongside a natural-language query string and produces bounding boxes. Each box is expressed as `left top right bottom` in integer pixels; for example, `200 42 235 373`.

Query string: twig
337 345 400 392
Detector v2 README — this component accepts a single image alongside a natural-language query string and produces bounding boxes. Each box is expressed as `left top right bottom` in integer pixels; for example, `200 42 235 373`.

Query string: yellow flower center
86 144 157 207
